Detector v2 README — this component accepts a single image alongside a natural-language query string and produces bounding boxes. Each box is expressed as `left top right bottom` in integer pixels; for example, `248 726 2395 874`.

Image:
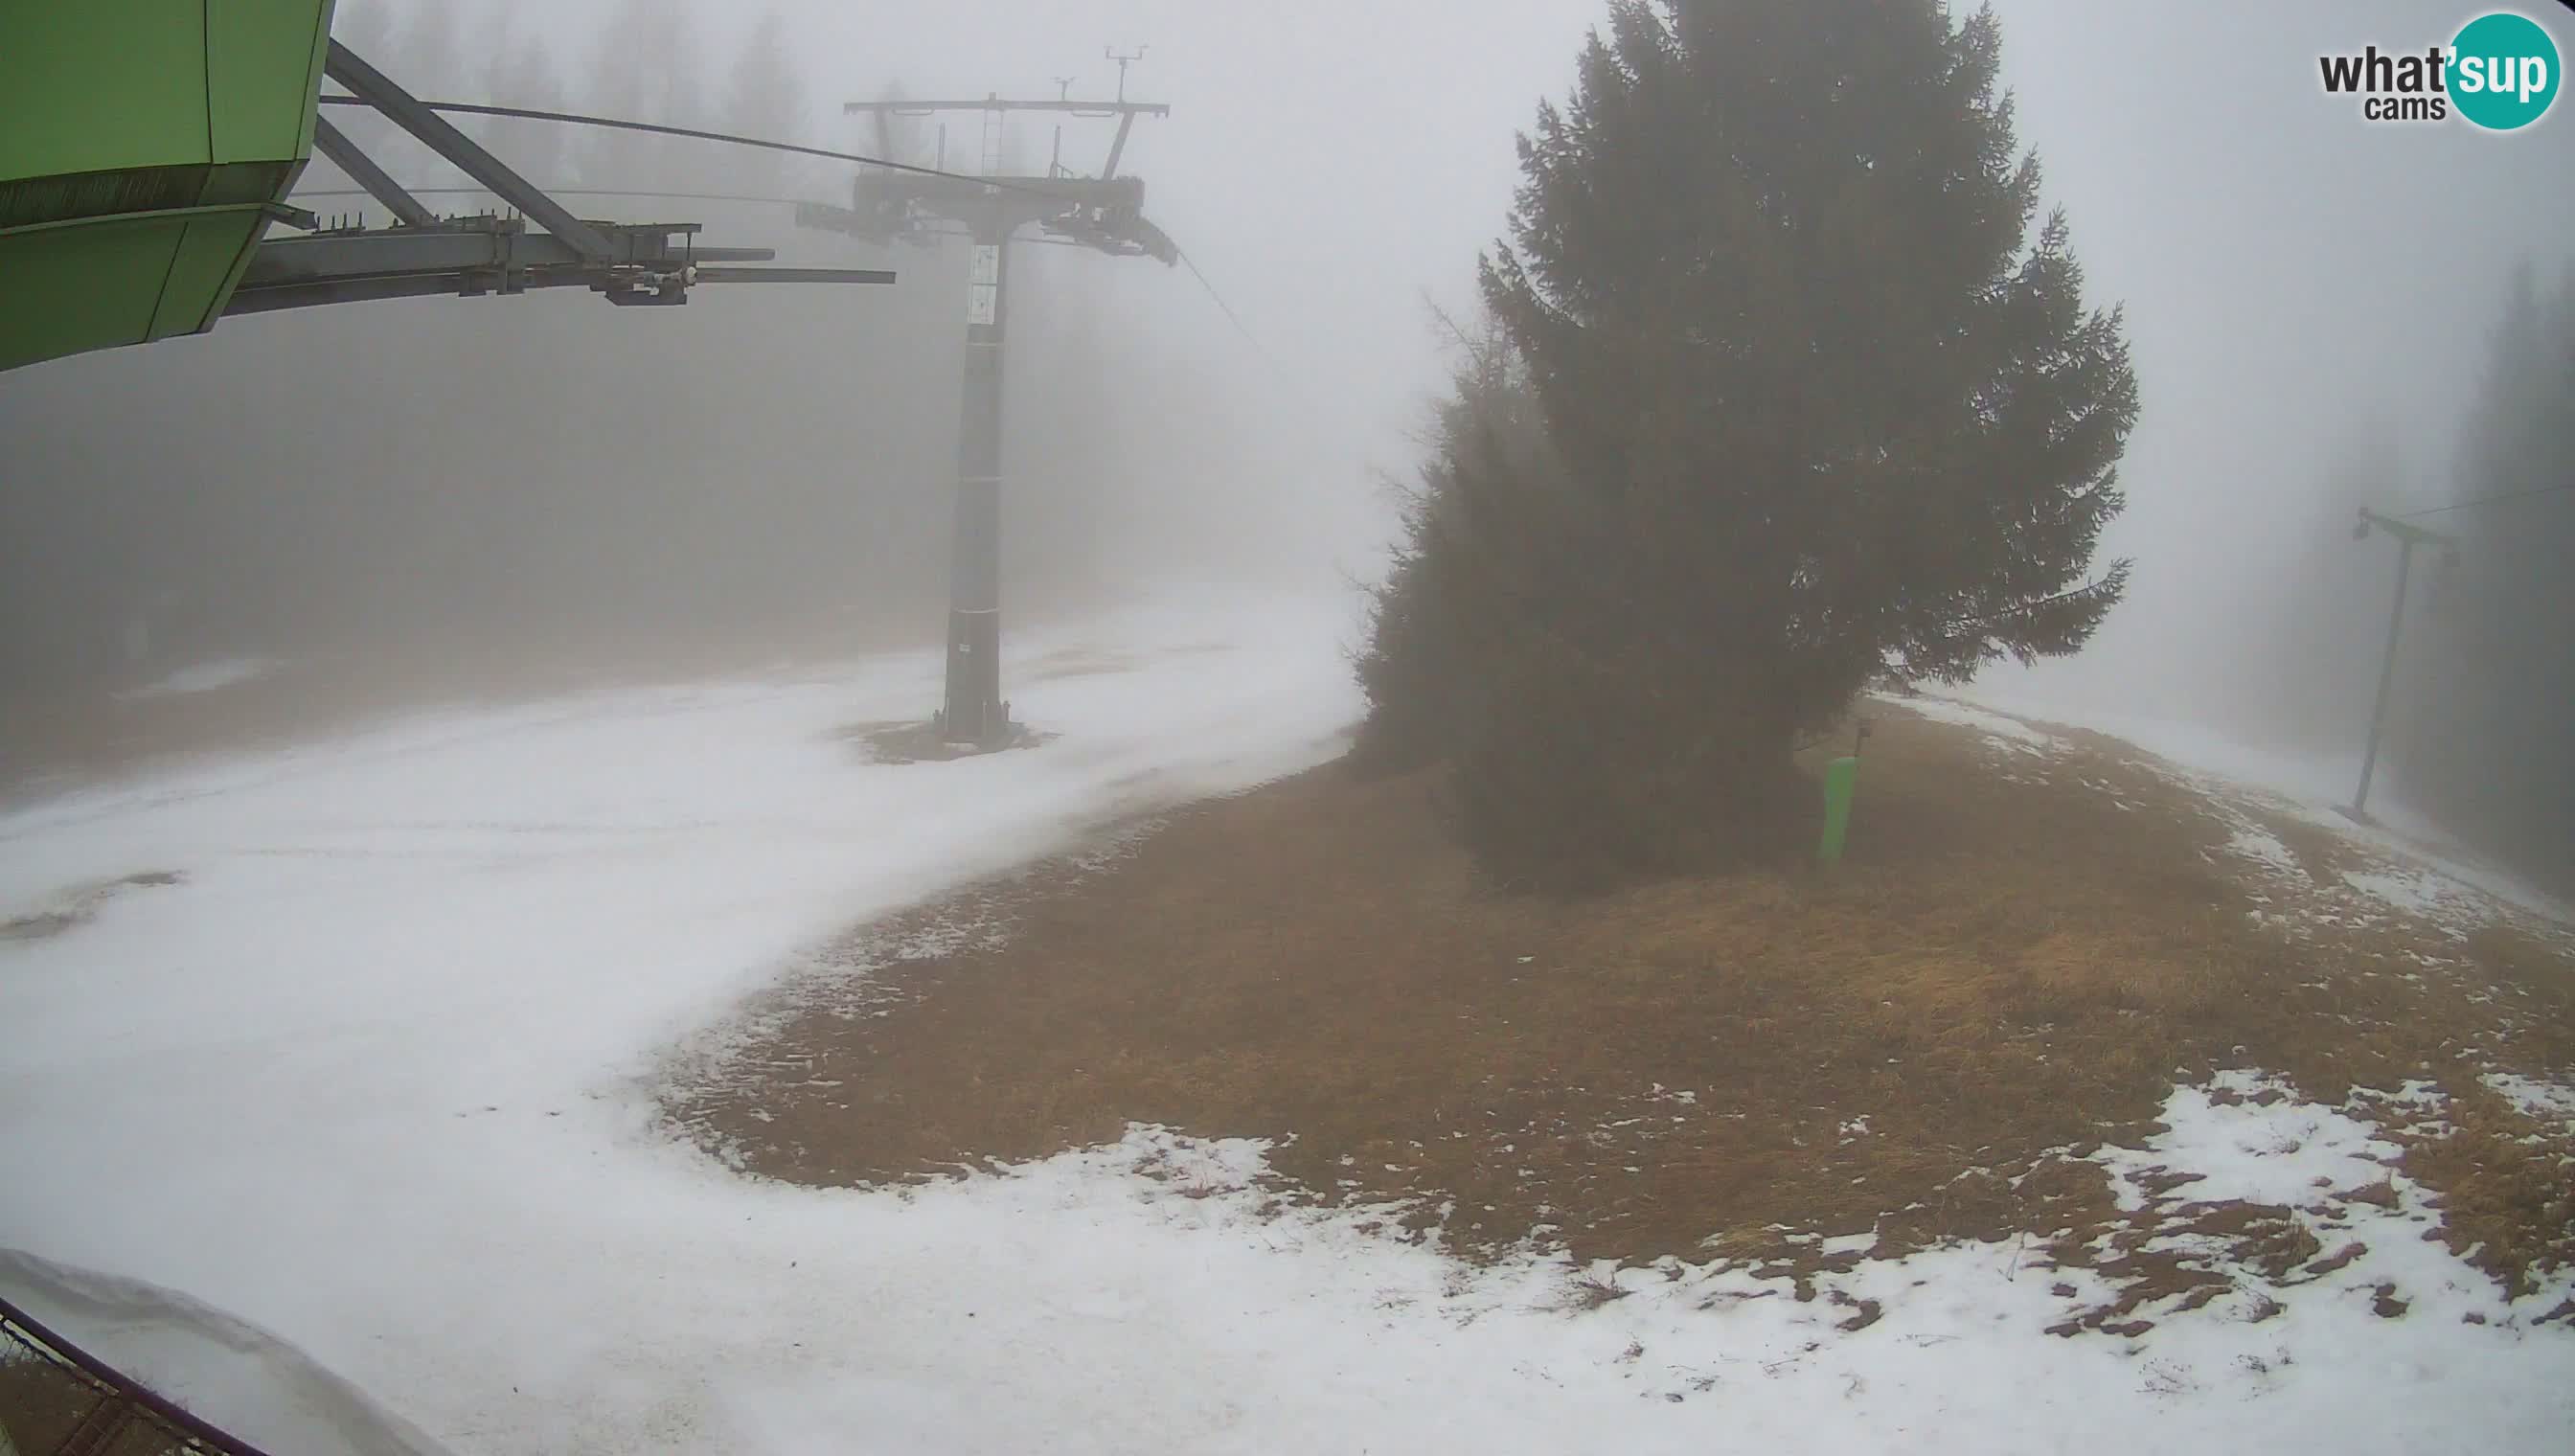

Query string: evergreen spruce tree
1367 0 2139 887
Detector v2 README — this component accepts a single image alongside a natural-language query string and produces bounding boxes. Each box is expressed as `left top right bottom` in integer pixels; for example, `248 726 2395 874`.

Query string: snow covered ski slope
4 600 2569 1453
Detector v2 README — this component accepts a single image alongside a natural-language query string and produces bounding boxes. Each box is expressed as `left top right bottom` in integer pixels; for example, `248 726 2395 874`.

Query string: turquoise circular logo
2450 11 2561 130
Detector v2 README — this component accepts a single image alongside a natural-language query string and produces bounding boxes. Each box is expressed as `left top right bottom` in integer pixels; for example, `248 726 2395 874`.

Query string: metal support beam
2353 532 2413 821
2346 509 2458 822
808 175 1174 260
225 267 567 314
140 40 909 327
1102 110 1138 180
846 99 1170 119
943 214 1013 745
826 88 1174 743
825 181 1150 744
226 262 898 315
309 114 437 228
693 265 895 284
867 172 1144 211
230 218 888 316
323 40 617 259
246 224 772 280
248 224 589 283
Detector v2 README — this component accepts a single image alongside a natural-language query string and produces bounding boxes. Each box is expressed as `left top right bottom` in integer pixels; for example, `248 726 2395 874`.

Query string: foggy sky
5 1 2570 763
1982 1 2574 736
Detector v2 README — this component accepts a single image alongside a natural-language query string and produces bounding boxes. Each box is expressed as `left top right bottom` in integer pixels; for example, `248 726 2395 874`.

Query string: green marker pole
1817 756 1859 864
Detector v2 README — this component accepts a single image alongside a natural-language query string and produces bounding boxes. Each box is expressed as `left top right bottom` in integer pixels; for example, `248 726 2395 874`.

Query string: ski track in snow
3 605 2570 1454
115 656 284 700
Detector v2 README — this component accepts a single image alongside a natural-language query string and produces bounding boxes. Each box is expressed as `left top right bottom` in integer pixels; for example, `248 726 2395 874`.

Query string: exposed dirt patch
841 720 1057 763
1 872 185 942
670 707 2575 1303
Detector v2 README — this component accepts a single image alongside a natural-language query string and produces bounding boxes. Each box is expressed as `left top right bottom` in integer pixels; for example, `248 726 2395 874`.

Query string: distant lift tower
800 55 1177 747
2341 508 2459 825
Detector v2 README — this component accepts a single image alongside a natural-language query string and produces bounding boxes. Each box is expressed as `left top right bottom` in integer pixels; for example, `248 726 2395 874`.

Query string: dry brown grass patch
667 705 2575 1303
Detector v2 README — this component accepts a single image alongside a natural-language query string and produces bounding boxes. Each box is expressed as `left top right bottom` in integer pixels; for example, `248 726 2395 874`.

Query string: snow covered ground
5 602 2571 1454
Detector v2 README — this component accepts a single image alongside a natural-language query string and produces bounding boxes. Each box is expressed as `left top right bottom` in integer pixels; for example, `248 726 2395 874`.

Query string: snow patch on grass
2079 1073 2575 1343
2222 823 2302 878
870 1080 2575 1447
1874 692 2066 753
2345 1080 2455 1141
2101 1071 2389 1212
2480 1072 2575 1134
2339 866 2487 935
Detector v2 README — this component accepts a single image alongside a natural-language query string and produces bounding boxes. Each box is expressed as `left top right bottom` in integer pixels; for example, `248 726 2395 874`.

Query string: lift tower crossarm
2355 509 2457 552
1101 109 1139 182
844 99 1170 118
844 98 1168 183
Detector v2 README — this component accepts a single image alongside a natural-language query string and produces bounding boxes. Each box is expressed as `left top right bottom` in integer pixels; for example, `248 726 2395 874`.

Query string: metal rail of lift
233 40 893 317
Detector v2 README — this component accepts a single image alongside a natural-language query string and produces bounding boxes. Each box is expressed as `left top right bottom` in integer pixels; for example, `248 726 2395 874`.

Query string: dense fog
2 0 2566 877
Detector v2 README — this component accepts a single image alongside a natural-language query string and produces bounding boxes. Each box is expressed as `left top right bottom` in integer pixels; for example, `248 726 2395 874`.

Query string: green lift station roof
1 1 338 373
